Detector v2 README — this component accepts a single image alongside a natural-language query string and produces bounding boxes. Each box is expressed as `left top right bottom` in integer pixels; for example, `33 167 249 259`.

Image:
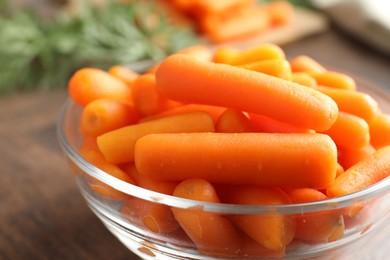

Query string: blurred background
0 0 389 259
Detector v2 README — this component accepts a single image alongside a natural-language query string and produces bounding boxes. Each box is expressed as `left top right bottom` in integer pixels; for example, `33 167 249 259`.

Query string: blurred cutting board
215 7 329 49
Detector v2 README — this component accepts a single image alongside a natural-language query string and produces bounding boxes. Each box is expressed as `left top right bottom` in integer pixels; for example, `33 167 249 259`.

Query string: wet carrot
68 68 132 106
249 113 314 133
327 146 390 197
171 178 242 257
369 113 390 149
97 112 215 164
80 99 140 137
291 72 317 87
135 133 338 189
321 112 370 150
216 108 253 133
156 54 338 132
286 188 345 242
108 65 139 86
139 104 225 124
240 59 292 80
217 185 295 251
338 145 376 170
229 43 285 65
310 71 357 90
315 85 379 122
132 74 181 117
195 0 255 14
289 55 326 73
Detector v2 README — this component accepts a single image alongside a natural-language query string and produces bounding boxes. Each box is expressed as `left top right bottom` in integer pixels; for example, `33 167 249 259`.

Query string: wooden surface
1 28 390 260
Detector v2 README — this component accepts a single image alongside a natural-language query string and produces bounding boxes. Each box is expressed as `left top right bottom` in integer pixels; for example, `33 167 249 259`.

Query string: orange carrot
217 185 295 251
212 46 239 64
249 113 314 133
327 146 390 197
97 112 215 164
338 145 376 170
336 163 345 177
132 74 181 117
80 99 140 137
310 71 357 90
289 55 327 73
68 68 132 106
321 112 370 150
260 0 294 26
291 72 317 87
79 138 135 199
240 59 292 80
121 164 180 234
171 178 242 257
195 0 255 14
156 54 338 132
139 103 225 124
369 112 390 149
108 65 139 86
315 85 379 122
286 188 345 242
135 133 338 189
201 7 271 43
216 108 253 133
176 44 213 61
229 43 285 65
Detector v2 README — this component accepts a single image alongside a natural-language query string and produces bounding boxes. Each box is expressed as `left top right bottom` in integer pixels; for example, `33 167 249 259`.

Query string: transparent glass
57 78 390 260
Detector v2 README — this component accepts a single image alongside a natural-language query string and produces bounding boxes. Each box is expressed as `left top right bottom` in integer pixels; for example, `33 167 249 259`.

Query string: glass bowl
57 78 390 260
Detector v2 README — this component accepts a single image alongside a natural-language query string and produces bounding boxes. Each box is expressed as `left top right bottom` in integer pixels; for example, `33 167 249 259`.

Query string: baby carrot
68 68 132 106
195 0 255 14
97 112 215 164
202 7 271 43
171 178 242 257
291 72 317 87
176 44 213 61
229 43 285 65
338 145 376 170
240 59 292 80
80 99 140 137
321 112 370 150
216 108 253 133
249 113 314 133
108 65 139 86
79 138 135 200
369 112 390 149
156 54 338 132
327 146 390 197
315 85 379 122
135 133 338 189
139 104 225 124
289 55 327 73
132 74 181 117
212 46 239 64
121 164 180 234
218 185 295 251
286 188 345 242
310 71 357 90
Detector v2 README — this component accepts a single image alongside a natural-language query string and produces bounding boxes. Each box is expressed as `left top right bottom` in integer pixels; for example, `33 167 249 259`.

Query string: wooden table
1 29 390 260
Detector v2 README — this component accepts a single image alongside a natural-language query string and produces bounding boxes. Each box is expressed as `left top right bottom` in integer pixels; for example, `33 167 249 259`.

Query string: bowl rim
57 82 390 215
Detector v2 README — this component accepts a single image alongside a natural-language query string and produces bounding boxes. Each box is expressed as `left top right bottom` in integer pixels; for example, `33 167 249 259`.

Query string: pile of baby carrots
68 43 390 258
162 0 293 43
